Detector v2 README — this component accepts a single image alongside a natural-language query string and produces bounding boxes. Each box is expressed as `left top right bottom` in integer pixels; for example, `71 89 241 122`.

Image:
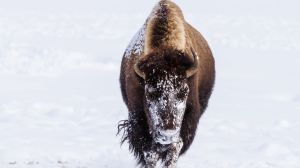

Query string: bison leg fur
144 150 159 168
163 138 183 168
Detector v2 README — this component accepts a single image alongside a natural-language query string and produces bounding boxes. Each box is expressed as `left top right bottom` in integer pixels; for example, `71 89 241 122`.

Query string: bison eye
176 92 186 99
147 93 156 100
176 86 188 99
147 91 161 100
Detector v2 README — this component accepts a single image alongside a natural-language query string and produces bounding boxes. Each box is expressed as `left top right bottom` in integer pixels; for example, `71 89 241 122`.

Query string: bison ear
185 48 199 78
134 58 146 79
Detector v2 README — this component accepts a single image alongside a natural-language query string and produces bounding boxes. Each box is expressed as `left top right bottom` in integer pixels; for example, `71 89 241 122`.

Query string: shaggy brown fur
119 0 215 167
145 0 186 54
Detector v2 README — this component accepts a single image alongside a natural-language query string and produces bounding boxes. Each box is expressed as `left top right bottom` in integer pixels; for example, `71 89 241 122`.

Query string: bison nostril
165 123 175 130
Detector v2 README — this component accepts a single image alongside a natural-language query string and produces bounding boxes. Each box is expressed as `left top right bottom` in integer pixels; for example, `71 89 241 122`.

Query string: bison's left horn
134 62 146 79
186 48 199 78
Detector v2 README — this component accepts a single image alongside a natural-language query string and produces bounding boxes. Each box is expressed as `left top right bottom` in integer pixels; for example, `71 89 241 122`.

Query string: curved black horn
186 48 199 78
134 61 146 79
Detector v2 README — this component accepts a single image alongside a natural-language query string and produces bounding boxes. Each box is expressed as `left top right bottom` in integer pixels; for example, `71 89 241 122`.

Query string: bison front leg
163 139 183 168
144 150 159 168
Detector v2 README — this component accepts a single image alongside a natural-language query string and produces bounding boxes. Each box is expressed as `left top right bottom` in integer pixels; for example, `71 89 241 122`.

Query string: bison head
134 49 198 145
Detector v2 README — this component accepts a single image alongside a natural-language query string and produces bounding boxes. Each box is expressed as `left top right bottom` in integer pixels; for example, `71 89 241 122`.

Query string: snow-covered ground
0 0 300 167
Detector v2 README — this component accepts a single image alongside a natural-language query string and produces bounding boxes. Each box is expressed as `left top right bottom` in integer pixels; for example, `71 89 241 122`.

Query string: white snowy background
0 0 299 167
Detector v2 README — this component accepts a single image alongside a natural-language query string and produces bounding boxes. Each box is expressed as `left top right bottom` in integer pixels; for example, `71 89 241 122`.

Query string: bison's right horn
186 48 199 78
134 62 146 79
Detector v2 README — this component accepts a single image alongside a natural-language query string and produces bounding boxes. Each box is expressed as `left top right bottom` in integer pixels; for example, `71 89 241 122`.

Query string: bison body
119 0 215 167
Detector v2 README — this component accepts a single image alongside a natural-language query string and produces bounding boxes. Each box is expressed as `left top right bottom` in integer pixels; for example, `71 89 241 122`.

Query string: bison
118 0 215 167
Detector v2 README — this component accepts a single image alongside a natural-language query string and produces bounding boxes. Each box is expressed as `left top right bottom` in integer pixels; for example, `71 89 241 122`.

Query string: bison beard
118 0 215 167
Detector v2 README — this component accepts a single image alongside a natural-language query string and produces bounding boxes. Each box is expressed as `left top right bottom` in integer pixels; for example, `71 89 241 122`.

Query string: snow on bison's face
134 49 198 145
144 70 189 145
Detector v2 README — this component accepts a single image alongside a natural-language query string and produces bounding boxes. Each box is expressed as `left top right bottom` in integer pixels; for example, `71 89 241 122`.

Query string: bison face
144 71 189 145
134 49 198 145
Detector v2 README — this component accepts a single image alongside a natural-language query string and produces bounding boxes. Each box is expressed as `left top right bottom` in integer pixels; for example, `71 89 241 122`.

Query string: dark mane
137 49 195 76
118 113 152 166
